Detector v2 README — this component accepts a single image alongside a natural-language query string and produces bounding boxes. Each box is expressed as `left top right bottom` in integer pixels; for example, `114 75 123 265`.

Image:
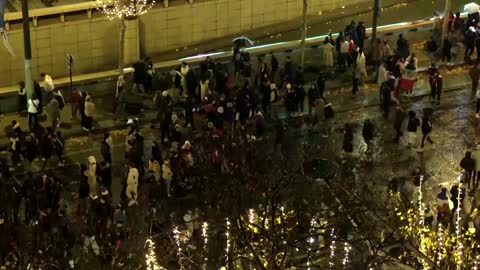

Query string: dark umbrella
232 36 254 48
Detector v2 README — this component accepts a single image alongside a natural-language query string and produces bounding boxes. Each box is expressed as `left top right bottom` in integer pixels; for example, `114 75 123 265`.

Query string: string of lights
474 255 480 270
306 218 316 270
329 229 336 269
417 175 428 269
455 183 463 270
202 222 209 268
436 223 444 267
342 242 351 268
225 218 231 269
96 0 156 20
172 226 184 269
144 238 166 270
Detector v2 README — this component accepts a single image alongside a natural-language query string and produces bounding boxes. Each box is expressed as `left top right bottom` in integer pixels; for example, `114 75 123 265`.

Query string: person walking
126 163 139 206
47 99 60 131
417 115 433 152
380 80 391 119
472 145 480 189
82 96 95 131
470 61 480 95
50 133 65 167
433 71 443 105
352 64 361 95
323 37 334 68
270 51 279 79
393 106 406 143
407 111 420 147
460 151 476 188
342 123 354 154
465 26 477 62
86 156 97 199
316 72 326 100
162 159 173 198
101 133 112 164
308 84 319 116
27 94 41 130
362 119 375 154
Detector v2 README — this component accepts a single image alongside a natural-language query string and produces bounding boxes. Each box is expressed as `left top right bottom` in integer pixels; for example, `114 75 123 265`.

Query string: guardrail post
60 13 65 23
164 0 169 7
33 17 38 27
87 9 92 19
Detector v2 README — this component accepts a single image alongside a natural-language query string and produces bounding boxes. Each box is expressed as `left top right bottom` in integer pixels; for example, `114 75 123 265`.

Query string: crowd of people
3 7 480 268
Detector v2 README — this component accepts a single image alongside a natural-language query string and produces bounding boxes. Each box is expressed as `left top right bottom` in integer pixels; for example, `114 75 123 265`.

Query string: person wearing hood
255 111 266 138
461 151 476 188
86 156 98 199
162 159 173 198
171 124 182 144
126 163 139 205
82 96 95 131
47 98 60 131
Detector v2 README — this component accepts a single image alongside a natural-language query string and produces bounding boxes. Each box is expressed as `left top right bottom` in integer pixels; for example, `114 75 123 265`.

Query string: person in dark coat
362 119 375 144
465 27 477 61
342 124 354 153
183 97 195 128
132 61 146 93
270 52 279 79
101 133 112 164
393 106 405 143
418 115 433 152
296 84 306 114
308 85 319 116
356 21 366 49
255 112 266 138
460 151 476 188
316 72 326 101
380 81 391 119
285 84 297 116
98 161 112 195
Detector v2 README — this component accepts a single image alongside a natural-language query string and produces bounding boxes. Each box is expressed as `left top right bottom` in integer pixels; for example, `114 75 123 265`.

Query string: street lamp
22 0 34 100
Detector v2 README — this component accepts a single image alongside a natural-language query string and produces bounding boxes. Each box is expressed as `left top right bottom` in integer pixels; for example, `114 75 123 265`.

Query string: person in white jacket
86 156 97 199
27 95 40 130
356 48 367 79
126 163 139 205
162 159 173 197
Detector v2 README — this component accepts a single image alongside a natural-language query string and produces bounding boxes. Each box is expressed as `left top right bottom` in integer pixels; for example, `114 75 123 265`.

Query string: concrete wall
0 16 140 87
0 0 368 87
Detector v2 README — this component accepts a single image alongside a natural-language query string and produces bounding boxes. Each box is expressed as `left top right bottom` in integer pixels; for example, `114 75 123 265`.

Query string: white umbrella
232 36 254 47
464 2 480 14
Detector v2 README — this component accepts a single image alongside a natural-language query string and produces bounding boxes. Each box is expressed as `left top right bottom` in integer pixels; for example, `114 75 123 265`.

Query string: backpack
55 94 65 110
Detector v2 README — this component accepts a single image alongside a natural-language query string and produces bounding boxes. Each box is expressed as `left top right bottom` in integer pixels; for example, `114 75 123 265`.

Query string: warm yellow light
96 0 156 20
